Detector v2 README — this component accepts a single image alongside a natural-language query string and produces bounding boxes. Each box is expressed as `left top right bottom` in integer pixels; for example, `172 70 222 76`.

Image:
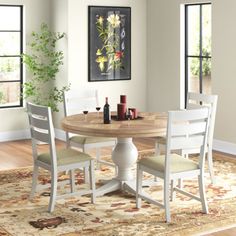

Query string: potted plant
22 23 69 112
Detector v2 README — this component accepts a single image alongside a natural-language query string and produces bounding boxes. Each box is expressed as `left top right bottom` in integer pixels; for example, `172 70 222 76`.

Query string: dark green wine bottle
103 97 111 124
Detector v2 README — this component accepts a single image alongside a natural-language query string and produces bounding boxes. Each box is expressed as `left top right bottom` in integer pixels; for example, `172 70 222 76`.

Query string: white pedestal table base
96 138 138 197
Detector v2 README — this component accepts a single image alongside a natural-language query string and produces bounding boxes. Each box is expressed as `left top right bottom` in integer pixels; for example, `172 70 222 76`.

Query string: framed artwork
88 6 131 82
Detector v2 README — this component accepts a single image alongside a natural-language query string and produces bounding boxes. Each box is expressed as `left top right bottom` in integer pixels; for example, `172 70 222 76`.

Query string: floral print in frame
88 6 131 81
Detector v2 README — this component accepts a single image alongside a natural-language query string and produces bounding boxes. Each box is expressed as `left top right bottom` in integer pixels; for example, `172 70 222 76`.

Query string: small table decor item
88 6 131 82
117 94 127 120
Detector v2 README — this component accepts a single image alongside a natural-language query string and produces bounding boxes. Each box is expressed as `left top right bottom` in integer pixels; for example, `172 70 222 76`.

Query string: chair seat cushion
70 135 115 145
139 154 199 173
37 148 92 166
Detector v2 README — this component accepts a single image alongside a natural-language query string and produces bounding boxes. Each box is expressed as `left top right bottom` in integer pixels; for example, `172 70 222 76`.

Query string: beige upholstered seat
63 89 116 172
37 148 92 166
136 108 210 222
27 102 95 213
155 92 218 184
139 154 199 173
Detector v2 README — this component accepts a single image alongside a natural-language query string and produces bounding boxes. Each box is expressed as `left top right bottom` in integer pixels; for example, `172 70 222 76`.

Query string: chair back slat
31 129 50 143
64 89 98 116
29 115 49 130
27 102 49 117
170 135 205 150
170 107 209 121
165 108 210 171
27 102 56 165
187 92 218 146
171 121 207 137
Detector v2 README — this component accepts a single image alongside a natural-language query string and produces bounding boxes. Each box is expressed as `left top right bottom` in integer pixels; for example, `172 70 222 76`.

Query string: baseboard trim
213 139 236 155
0 129 31 142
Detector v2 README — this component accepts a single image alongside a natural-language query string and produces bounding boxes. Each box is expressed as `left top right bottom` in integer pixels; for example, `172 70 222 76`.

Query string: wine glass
96 106 101 117
83 110 88 121
127 110 132 126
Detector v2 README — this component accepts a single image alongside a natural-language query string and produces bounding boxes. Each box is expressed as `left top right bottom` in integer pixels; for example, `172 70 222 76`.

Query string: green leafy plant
190 48 211 77
22 23 69 112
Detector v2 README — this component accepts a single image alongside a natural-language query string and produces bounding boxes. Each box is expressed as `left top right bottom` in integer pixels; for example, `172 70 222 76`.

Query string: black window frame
0 5 23 109
185 3 211 106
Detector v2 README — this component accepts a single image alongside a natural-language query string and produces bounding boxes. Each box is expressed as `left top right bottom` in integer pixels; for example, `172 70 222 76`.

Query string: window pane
0 7 21 31
187 5 200 56
202 58 211 94
0 32 20 55
0 82 20 106
0 57 20 81
188 57 199 93
202 5 211 57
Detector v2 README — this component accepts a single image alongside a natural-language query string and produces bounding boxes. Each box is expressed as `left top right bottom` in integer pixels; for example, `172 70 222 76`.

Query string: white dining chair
27 102 95 212
155 92 218 184
136 108 210 222
63 89 116 173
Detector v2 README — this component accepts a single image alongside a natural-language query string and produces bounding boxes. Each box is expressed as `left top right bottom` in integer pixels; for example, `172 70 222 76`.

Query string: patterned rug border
1 150 236 236
57 197 236 236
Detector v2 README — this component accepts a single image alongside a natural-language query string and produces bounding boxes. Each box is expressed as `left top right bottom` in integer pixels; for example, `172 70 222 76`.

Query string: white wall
211 0 236 144
0 0 51 140
50 0 68 129
147 0 236 154
67 0 147 112
147 0 208 112
0 0 147 140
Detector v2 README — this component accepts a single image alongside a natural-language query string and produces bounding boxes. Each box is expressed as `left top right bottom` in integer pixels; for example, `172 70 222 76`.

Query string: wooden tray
111 115 143 121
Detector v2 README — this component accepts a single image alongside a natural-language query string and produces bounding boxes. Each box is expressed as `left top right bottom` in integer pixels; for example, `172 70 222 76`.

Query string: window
0 5 23 108
185 3 211 104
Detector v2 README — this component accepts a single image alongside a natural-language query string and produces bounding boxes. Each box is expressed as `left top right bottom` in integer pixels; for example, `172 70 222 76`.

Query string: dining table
61 111 167 196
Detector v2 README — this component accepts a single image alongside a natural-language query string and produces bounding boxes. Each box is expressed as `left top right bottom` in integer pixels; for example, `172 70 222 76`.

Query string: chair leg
155 142 161 156
114 165 118 176
198 174 208 214
30 165 39 199
96 148 101 170
48 171 58 213
84 167 89 184
136 164 143 209
89 160 96 204
164 178 171 223
178 178 183 189
83 147 90 184
154 142 162 182
69 169 75 193
207 150 215 184
170 180 176 202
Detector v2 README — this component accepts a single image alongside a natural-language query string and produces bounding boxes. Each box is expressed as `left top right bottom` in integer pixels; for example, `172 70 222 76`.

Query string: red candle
117 103 126 120
120 95 127 104
129 108 138 119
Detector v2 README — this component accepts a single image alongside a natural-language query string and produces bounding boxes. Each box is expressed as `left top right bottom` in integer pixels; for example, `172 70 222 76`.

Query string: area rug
0 151 236 236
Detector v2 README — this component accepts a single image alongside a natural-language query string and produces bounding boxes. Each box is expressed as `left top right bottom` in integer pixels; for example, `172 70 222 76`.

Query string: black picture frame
88 6 131 82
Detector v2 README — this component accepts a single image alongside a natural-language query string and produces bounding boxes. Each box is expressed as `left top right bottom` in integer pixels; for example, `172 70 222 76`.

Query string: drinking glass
83 110 88 121
96 106 101 117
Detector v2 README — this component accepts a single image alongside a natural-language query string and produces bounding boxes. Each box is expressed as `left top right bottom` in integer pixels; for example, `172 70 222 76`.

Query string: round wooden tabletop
61 112 167 138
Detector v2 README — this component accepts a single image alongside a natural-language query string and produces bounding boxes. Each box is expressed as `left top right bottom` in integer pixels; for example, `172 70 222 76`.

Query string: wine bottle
103 97 111 124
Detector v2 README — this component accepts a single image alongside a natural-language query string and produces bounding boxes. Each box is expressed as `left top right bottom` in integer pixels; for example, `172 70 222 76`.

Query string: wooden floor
0 138 235 236
0 137 155 170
